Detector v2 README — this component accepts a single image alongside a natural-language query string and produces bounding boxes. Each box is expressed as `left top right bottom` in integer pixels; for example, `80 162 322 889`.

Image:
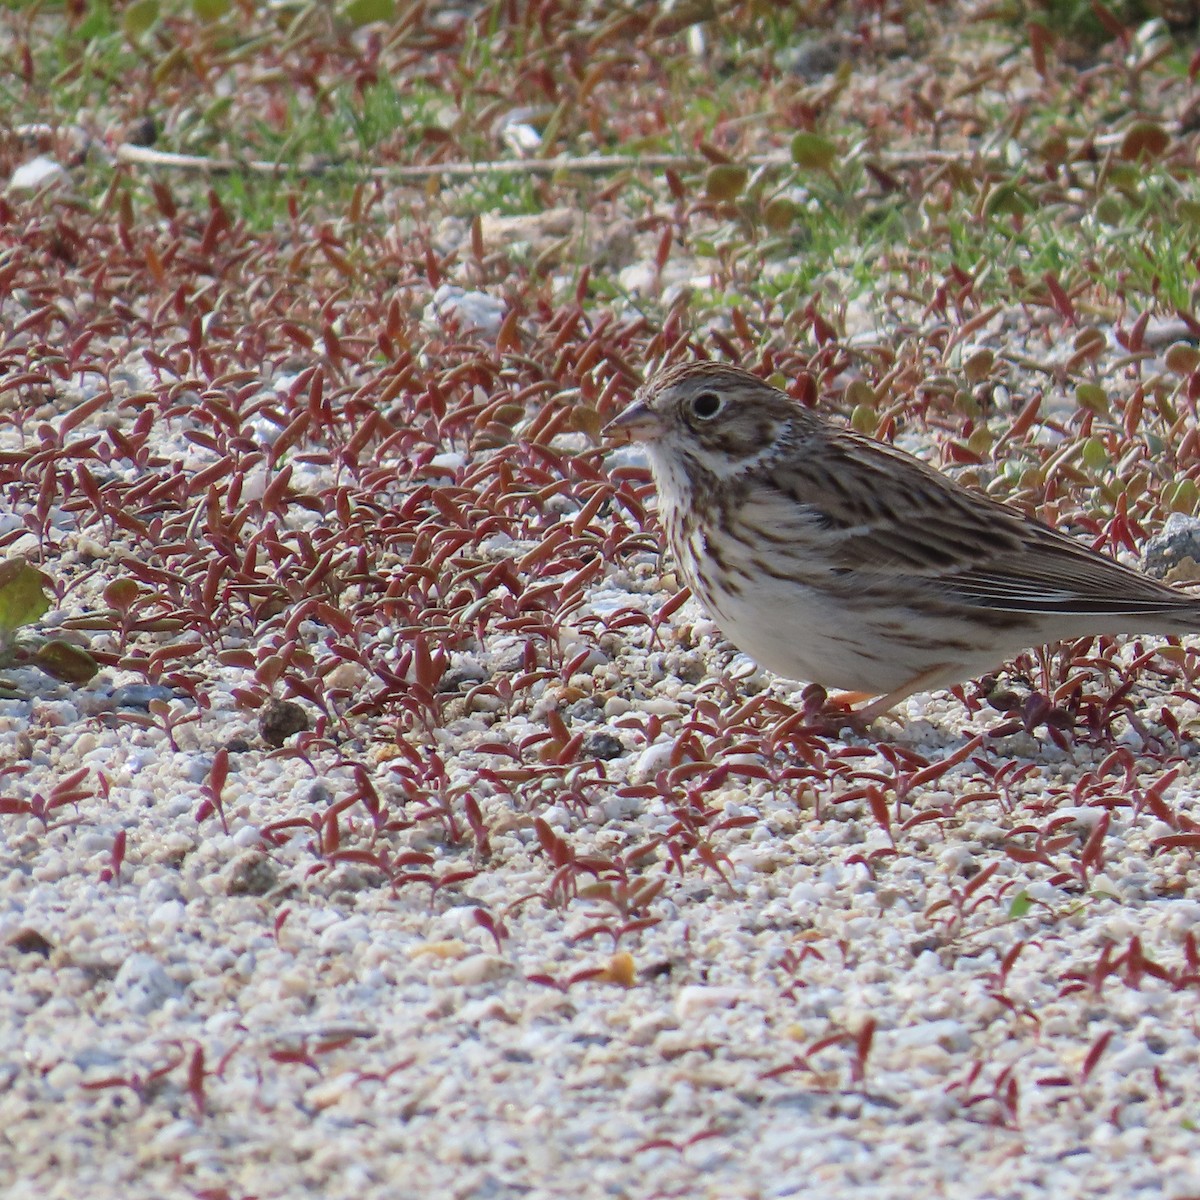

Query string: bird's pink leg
840 663 957 723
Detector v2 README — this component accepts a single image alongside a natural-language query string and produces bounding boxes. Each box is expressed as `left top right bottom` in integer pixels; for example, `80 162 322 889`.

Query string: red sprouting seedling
1135 767 1184 828
99 829 126 885
568 916 662 949
1080 1029 1114 1084
1117 936 1172 990
1004 818 1080 890
775 943 825 1002
851 1017 876 1085
1075 812 1110 890
463 793 491 858
1181 932 1200 989
947 1059 1023 1129
984 940 1033 1003
1060 941 1118 999
634 1126 724 1157
647 586 691 649
0 766 92 831
472 907 509 953
81 1041 187 1106
925 860 1013 933
147 697 203 752
691 840 736 889
102 577 142 650
408 792 464 843
526 966 607 991
187 1045 207 1117
196 748 230 835
1149 831 1200 855
533 817 612 907
761 1017 875 1092
866 786 895 849
424 867 478 910
346 1046 414 1087
1036 1027 1116 1101
268 1046 320 1074
892 733 986 816
569 872 666 948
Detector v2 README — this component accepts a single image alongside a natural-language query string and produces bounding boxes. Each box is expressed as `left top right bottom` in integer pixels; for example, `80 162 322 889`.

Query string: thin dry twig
113 143 719 179
14 124 1161 185
114 143 1078 180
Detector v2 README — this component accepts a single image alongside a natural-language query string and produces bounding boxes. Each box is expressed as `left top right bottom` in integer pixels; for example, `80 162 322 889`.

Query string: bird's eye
690 391 722 420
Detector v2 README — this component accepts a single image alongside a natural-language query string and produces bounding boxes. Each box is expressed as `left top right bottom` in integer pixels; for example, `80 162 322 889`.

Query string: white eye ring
691 391 722 419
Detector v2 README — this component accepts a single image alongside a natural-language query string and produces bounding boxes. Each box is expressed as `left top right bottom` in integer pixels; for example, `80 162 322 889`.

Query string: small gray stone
438 665 487 693
783 37 846 81
224 851 279 897
259 697 310 747
583 731 625 760
1142 513 1200 579
112 953 180 1015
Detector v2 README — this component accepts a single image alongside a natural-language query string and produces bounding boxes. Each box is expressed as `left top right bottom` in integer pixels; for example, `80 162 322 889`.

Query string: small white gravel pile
3 320 1200 1200
4 553 1200 1199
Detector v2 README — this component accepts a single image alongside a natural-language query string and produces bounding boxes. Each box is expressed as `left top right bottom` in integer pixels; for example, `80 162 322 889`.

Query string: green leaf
1008 890 1033 919
103 578 141 614
704 164 747 202
984 182 1031 218
1074 383 1109 415
763 197 799 232
123 0 160 37
0 560 50 637
849 404 877 435
1093 195 1123 226
341 0 394 25
1107 163 1141 192
1169 479 1199 515
77 6 116 40
1081 436 1110 471
192 0 232 19
31 640 99 685
790 132 837 171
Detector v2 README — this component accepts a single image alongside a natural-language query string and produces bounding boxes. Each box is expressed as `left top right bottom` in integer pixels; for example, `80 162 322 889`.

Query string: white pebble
675 985 741 1020
10 155 65 190
111 953 180 1015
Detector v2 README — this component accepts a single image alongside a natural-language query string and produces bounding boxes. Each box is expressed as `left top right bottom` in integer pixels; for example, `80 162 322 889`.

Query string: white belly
676 524 992 695
697 570 922 692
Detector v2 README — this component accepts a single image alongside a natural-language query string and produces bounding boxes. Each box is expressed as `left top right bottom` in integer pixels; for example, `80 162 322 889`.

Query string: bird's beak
603 400 666 445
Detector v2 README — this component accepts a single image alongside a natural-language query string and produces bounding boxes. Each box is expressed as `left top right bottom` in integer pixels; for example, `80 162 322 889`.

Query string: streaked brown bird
605 361 1200 721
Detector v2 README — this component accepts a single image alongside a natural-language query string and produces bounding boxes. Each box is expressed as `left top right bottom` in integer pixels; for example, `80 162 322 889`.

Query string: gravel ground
5 8 1200 1197
3 357 1200 1198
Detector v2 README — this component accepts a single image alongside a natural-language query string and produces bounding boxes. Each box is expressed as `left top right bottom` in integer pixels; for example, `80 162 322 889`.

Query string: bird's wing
745 429 1197 617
